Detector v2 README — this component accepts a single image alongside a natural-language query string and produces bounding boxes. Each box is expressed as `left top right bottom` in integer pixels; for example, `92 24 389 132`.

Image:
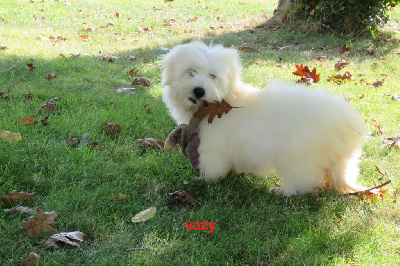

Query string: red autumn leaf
339 42 351 53
292 64 320 84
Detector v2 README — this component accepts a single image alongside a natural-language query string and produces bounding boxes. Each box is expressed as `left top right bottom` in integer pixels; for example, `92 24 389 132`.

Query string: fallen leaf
21 116 37 125
187 16 198 22
327 71 354 83
21 251 43 266
101 122 126 136
167 188 198 206
358 93 365 99
127 55 137 61
136 138 165 149
193 99 236 124
0 130 22 143
317 55 326 61
26 63 35 72
66 133 79 146
127 68 139 76
80 34 90 40
238 45 254 52
3 205 34 215
114 12 120 18
0 45 8 50
374 123 383 135
385 136 400 149
131 76 150 87
1 190 34 205
99 53 118 62
21 208 58 236
44 72 56 81
339 42 351 53
38 97 58 114
0 88 10 99
335 58 350 71
292 64 320 84
386 94 400 101
43 231 86 250
347 180 392 201
24 91 35 100
40 116 49 126
111 193 127 200
131 207 156 223
372 79 384 88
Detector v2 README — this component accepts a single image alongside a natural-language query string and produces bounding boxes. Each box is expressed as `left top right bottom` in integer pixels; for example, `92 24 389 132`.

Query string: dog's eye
209 74 216 80
188 69 197 77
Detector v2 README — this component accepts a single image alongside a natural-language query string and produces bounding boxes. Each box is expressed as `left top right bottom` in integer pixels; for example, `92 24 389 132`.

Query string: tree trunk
266 0 302 27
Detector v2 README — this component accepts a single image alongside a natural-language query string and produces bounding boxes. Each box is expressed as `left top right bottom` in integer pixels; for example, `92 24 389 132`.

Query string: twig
345 180 392 196
125 247 158 253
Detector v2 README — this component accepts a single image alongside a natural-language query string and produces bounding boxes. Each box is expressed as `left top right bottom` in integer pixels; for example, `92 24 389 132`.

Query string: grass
1 0 400 264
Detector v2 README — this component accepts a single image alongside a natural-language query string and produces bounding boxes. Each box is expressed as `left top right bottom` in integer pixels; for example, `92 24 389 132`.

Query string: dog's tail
327 149 369 193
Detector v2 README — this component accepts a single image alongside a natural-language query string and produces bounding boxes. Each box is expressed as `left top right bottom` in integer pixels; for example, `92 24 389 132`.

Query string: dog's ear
161 52 176 86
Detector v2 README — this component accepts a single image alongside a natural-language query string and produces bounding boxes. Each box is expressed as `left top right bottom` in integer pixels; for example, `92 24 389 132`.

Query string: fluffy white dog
162 41 368 196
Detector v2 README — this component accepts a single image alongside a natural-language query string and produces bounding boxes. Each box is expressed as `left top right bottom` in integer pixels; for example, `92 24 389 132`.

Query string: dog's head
161 41 242 124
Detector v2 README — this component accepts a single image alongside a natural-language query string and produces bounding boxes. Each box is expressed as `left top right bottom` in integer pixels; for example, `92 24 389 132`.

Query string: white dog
162 41 368 196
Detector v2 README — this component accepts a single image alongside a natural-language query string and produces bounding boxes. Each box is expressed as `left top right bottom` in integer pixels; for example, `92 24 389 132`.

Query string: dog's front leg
198 153 230 182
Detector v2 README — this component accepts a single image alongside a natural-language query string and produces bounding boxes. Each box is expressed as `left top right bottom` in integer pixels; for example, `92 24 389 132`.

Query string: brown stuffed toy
164 99 234 172
164 101 206 172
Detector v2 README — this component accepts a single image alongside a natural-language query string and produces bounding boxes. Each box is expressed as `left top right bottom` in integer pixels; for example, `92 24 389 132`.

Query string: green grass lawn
1 0 400 264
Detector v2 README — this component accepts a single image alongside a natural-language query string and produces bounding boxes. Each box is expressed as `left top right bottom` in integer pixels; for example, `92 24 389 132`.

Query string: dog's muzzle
189 87 205 104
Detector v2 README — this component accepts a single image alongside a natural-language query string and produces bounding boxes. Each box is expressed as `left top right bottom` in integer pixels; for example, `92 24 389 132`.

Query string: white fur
162 41 368 196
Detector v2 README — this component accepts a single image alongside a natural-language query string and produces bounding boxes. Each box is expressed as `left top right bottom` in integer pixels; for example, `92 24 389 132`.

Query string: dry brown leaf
44 73 56 81
0 88 10 99
1 190 35 205
335 58 350 71
22 208 58 236
24 91 35 100
127 68 139 76
127 55 137 61
385 136 400 149
238 45 254 52
43 231 86 250
0 45 8 50
193 99 236 124
0 130 22 143
136 138 165 149
347 180 393 201
167 188 198 206
131 76 150 87
328 71 354 83
99 53 118 62
101 122 126 136
38 97 58 114
3 205 35 215
372 79 384 88
26 63 35 72
317 55 326 61
21 251 43 266
21 116 37 125
374 123 383 135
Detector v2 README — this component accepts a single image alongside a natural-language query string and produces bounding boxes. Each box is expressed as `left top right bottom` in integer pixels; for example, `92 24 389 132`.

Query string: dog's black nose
193 87 205 98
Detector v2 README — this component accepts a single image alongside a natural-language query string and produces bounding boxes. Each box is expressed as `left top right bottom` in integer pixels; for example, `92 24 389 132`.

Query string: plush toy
164 100 233 172
164 101 206 172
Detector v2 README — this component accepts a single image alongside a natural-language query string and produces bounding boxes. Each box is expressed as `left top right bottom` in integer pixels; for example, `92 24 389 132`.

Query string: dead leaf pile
1 190 88 262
